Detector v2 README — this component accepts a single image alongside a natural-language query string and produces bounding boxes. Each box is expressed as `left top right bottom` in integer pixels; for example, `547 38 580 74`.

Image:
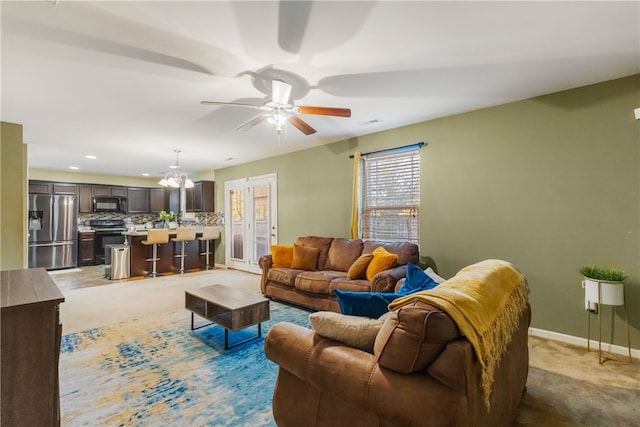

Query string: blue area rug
59 301 312 426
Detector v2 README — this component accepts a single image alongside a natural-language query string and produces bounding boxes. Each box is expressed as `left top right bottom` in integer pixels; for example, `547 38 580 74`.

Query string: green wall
215 75 640 348
1 122 28 270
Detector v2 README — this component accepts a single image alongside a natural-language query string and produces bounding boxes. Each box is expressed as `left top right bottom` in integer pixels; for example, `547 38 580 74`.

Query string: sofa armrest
371 264 408 292
258 254 273 294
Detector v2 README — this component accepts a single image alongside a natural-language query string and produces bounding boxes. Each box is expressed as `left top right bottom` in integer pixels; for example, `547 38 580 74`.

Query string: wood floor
49 265 153 292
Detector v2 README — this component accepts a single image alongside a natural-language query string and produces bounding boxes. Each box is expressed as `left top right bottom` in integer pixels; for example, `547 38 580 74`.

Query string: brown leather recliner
264 299 531 427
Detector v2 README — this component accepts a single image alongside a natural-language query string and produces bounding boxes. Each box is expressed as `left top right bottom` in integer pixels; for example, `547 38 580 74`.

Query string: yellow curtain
350 152 360 239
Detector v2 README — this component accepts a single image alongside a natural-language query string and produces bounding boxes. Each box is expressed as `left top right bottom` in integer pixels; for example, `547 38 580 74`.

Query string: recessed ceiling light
69 166 79 170
86 155 96 159
169 165 178 169
142 173 150 176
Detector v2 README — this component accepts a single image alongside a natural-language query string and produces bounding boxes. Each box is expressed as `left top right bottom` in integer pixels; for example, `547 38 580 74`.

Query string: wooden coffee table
185 284 270 349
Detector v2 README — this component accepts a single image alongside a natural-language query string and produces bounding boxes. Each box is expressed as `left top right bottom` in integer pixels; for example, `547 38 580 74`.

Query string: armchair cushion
291 244 319 271
334 289 400 319
309 311 392 353
366 246 398 281
271 245 293 268
397 263 440 295
346 254 373 280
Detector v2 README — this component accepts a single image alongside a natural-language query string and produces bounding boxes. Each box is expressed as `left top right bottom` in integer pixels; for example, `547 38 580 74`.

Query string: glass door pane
253 184 270 265
229 188 244 261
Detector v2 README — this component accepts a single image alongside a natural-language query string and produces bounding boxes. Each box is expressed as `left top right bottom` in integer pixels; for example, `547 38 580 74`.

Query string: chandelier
158 149 194 189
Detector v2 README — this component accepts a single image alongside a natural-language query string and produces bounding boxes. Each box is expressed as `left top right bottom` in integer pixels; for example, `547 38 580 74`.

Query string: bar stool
141 229 169 278
172 227 197 274
198 226 221 270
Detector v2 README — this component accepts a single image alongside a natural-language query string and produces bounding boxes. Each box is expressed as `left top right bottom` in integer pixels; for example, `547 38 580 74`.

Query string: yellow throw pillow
271 245 293 268
347 254 374 280
366 246 398 282
291 244 319 271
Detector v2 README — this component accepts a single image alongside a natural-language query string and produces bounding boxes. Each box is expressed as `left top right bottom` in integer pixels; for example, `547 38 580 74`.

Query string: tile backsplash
78 212 224 227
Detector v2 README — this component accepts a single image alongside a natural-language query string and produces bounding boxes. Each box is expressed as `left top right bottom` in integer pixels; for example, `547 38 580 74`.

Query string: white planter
583 278 625 306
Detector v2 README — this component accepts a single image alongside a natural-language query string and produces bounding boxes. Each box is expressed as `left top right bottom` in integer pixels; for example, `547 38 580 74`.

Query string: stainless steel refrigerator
28 194 78 270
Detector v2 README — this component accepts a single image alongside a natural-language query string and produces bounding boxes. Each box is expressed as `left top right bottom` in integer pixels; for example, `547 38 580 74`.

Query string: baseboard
214 263 227 269
529 327 639 359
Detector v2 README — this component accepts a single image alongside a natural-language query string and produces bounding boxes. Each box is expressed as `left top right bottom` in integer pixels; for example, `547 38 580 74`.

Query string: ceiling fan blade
288 116 317 135
201 100 265 110
272 79 292 105
296 106 352 117
236 114 268 131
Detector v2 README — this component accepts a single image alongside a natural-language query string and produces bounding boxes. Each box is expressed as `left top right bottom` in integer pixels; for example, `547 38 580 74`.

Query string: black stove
90 219 126 264
90 219 127 232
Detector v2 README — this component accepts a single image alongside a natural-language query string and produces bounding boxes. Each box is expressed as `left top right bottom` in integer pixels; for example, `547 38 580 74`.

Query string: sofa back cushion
363 241 419 266
296 237 334 270
374 301 460 374
324 238 364 272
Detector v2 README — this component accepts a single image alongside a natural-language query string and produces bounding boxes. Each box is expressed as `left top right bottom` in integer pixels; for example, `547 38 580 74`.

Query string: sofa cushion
267 268 304 287
397 263 440 295
271 245 293 268
363 241 419 266
374 301 461 374
366 246 398 282
296 271 346 294
324 238 364 272
296 236 334 270
334 290 400 319
309 311 393 353
291 244 319 271
346 254 373 280
330 278 372 293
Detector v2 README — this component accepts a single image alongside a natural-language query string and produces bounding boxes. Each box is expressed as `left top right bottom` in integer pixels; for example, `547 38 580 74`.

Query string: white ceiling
1 1 638 179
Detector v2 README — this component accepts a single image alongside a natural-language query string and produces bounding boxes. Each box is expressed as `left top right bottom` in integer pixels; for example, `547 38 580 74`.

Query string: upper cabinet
149 188 167 213
93 185 126 197
168 181 214 213
127 188 150 213
29 180 213 215
29 180 77 195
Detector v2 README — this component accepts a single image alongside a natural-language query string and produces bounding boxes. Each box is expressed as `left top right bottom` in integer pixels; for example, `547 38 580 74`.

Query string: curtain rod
349 141 425 158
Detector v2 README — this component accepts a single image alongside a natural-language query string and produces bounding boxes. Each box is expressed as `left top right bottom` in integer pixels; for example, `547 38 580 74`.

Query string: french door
224 174 277 274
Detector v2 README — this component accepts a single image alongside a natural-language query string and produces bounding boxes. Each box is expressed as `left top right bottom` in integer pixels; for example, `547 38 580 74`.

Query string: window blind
361 147 420 245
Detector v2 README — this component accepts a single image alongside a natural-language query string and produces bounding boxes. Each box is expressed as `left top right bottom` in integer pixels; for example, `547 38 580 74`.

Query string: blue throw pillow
397 263 440 296
334 290 400 319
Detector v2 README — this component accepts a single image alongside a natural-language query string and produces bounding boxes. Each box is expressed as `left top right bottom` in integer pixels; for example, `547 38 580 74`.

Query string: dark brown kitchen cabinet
149 188 167 212
52 183 77 195
78 232 95 265
93 185 126 197
127 187 150 213
28 180 52 194
167 181 214 213
192 181 214 212
79 185 93 213
1 268 65 427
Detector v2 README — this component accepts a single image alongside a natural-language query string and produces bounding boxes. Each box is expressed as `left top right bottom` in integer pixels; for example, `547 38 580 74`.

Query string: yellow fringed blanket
388 259 529 409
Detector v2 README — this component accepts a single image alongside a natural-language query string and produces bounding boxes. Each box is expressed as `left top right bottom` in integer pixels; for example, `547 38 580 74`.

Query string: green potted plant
158 210 175 228
580 265 627 305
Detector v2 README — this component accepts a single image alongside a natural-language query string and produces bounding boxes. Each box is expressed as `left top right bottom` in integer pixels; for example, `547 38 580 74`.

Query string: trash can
105 244 130 280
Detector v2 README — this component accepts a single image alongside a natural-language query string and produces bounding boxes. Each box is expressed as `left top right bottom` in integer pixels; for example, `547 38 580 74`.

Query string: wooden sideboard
1 268 65 426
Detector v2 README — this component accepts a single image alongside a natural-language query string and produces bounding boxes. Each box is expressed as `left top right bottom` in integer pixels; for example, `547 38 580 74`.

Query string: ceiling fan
201 79 351 135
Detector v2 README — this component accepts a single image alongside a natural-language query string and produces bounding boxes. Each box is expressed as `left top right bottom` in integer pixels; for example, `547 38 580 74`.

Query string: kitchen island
123 229 216 277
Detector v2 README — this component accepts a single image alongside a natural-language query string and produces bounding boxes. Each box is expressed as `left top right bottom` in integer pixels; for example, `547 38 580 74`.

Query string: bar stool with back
198 226 220 270
141 228 170 277
172 227 197 274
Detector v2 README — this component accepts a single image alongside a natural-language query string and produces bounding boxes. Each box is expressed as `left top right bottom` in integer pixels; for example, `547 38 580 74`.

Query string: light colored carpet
58 268 261 334
53 267 639 426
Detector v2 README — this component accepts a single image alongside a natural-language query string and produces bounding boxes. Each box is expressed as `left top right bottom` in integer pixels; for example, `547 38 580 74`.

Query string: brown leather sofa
264 271 531 426
259 236 419 312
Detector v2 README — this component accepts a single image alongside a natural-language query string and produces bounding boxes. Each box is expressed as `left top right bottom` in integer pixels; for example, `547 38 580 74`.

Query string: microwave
93 196 127 213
